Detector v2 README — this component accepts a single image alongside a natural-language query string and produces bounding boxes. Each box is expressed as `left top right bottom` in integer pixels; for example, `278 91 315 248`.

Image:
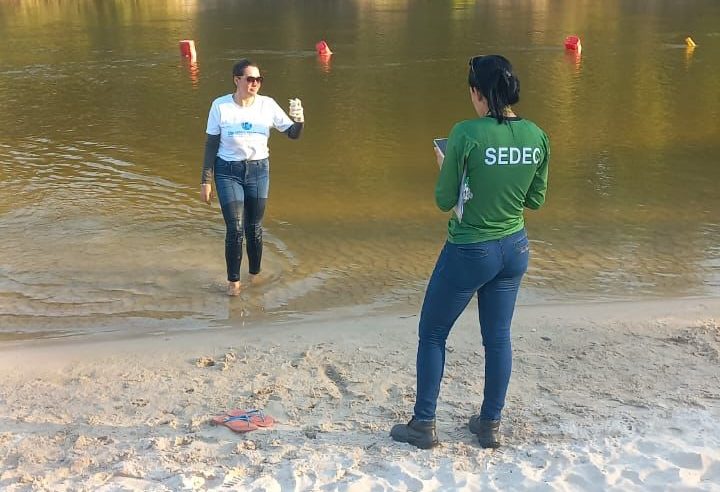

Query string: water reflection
1 0 719 339
183 59 200 88
317 54 333 73
563 49 582 73
685 45 696 69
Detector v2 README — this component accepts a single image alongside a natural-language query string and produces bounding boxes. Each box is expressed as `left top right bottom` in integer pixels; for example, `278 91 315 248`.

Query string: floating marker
685 37 697 48
179 40 197 61
564 35 582 53
315 40 333 56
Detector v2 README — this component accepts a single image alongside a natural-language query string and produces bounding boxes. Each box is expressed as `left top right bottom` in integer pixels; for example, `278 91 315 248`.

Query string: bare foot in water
248 273 264 286
227 281 242 296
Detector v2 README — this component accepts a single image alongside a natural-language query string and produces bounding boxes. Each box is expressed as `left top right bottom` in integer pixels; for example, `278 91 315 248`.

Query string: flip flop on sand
211 413 258 433
211 409 276 433
222 409 276 428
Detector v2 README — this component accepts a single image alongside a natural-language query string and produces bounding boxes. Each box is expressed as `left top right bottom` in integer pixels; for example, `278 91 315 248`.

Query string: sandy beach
1 297 719 491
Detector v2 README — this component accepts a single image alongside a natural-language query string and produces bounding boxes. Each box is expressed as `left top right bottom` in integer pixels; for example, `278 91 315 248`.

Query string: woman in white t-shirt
200 59 304 296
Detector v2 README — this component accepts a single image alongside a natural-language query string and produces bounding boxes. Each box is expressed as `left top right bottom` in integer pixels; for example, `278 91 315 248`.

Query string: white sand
1 297 719 491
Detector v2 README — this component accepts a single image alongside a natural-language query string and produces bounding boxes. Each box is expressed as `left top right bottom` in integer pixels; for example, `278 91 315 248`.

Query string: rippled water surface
1 0 719 339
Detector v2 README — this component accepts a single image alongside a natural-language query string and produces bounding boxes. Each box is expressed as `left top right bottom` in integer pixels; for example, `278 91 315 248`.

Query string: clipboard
434 137 470 222
454 164 470 221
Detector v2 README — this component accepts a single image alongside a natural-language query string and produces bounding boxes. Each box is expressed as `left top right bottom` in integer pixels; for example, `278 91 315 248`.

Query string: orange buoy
564 35 582 53
315 40 333 56
179 40 197 61
685 36 697 48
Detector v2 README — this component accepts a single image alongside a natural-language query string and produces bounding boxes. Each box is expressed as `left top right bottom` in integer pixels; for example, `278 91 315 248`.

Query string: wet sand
1 297 719 490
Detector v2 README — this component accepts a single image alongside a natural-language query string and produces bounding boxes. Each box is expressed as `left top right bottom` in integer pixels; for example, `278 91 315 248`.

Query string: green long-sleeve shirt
436 116 550 244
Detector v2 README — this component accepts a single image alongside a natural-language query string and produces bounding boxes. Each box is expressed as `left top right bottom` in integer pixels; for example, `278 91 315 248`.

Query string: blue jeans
214 157 269 281
413 229 529 422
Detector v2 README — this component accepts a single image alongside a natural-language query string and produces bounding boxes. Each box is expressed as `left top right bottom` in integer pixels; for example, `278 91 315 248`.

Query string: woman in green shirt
391 55 549 449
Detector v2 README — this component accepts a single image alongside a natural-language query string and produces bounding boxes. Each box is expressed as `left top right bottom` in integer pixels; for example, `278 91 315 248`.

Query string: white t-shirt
206 94 294 161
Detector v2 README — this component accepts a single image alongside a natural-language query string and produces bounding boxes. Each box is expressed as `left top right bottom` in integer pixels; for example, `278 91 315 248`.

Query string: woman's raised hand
288 98 304 123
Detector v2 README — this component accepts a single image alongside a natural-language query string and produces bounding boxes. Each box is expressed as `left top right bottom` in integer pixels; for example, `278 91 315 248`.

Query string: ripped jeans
413 228 530 422
214 157 269 282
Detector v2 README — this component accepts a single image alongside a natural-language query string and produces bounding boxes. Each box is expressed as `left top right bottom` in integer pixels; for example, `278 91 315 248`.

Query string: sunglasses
238 75 264 84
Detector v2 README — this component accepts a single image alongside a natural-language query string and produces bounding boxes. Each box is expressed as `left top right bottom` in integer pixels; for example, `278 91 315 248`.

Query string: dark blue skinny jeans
214 157 269 282
413 228 529 422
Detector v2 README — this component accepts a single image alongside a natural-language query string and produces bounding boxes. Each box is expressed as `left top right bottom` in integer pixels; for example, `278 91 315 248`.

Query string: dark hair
232 59 257 77
468 55 520 124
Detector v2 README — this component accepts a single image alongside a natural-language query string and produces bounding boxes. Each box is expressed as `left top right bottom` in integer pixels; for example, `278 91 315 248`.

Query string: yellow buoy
685 37 697 48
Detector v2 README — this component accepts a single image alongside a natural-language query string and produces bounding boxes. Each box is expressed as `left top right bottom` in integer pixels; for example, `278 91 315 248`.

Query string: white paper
434 137 470 222
454 165 468 221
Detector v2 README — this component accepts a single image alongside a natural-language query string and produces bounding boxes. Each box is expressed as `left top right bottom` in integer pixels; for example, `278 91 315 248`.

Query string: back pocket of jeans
439 244 491 289
514 237 530 254
456 245 490 259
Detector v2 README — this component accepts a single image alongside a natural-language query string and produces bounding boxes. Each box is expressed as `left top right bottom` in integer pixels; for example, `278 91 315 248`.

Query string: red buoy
315 40 333 56
179 40 197 61
564 35 582 53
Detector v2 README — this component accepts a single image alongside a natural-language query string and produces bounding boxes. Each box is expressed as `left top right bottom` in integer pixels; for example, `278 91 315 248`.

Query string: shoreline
2 293 716 348
1 297 719 490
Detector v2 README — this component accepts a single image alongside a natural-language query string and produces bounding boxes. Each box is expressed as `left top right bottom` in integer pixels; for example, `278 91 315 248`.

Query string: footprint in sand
221 467 244 488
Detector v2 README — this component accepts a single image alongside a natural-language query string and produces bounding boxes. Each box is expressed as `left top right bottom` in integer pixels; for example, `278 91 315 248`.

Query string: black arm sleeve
201 133 220 184
285 122 303 140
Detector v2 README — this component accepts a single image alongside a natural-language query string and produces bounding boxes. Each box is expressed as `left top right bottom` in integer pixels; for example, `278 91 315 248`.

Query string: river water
1 0 719 340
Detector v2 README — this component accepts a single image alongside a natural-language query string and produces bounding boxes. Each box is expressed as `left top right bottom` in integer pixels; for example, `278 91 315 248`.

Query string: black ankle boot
390 417 439 449
468 415 501 449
